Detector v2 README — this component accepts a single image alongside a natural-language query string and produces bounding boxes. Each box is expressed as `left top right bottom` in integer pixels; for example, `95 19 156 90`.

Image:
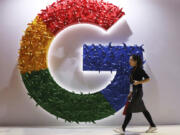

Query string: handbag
123 85 132 115
123 100 130 115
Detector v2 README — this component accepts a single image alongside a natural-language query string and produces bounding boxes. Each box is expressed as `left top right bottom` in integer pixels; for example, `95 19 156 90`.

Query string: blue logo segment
83 43 144 111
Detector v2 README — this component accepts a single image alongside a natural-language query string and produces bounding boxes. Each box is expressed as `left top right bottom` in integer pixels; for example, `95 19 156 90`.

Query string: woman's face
129 56 137 67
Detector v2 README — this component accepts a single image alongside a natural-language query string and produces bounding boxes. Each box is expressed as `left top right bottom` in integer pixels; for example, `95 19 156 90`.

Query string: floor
0 125 179 135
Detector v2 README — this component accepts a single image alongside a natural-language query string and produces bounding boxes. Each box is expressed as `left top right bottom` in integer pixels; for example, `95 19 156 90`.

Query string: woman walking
114 54 157 134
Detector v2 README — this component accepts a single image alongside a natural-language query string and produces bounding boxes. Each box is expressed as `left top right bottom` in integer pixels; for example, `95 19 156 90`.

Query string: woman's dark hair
131 54 143 68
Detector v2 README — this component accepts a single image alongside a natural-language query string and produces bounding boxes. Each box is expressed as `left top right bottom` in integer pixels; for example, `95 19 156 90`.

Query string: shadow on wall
0 65 68 126
142 62 160 125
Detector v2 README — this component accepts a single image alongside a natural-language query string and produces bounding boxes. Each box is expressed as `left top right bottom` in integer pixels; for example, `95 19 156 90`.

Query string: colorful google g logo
18 0 144 123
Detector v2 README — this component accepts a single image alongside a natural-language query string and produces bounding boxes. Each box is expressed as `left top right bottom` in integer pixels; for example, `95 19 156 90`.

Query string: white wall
0 0 180 126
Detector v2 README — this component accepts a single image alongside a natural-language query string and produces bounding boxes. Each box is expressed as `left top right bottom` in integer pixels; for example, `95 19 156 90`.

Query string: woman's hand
133 80 141 85
128 92 132 100
133 78 150 85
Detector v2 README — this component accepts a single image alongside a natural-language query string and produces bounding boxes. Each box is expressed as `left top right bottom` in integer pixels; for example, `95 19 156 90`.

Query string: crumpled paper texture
18 16 54 74
38 0 125 34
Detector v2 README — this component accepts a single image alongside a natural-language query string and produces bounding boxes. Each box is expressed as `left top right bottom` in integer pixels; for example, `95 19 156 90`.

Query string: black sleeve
130 77 134 84
141 68 150 79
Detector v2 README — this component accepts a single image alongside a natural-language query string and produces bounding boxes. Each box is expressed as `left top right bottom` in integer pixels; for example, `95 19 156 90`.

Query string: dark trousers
122 110 156 131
